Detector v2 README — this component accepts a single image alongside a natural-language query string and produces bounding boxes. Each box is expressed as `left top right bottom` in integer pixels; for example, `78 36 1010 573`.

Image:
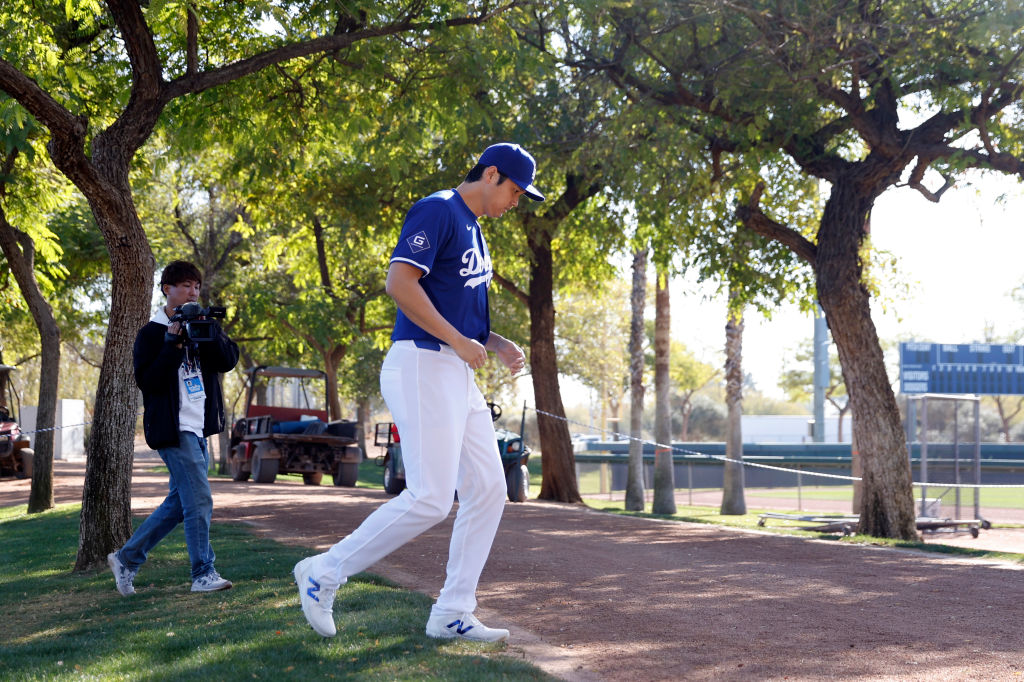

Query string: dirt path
3 458 1024 681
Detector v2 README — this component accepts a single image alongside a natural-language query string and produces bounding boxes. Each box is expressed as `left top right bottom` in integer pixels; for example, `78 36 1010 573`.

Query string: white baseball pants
310 340 507 615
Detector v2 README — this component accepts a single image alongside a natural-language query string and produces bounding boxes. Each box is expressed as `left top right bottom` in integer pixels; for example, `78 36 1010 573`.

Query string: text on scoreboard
899 342 1024 395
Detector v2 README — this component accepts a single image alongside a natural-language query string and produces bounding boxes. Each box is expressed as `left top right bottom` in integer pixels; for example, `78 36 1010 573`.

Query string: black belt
413 339 442 351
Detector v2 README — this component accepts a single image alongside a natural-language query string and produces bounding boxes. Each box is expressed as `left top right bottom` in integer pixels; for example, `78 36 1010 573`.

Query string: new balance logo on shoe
447 619 474 635
425 611 509 642
306 577 321 602
294 557 337 638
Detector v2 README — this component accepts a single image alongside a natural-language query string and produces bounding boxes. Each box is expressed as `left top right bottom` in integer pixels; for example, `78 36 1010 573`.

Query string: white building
741 414 851 443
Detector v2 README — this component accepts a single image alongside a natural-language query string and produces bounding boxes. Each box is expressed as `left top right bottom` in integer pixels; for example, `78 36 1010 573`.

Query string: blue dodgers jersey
390 190 492 344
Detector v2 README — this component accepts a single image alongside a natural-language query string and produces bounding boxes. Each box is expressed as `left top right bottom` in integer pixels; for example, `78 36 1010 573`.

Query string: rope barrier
16 421 92 437
10 411 142 438
529 405 1024 490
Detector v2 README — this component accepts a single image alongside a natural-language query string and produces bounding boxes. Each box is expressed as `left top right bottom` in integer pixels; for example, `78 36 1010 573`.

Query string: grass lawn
580 498 1024 563
749 484 1024 510
0 504 552 681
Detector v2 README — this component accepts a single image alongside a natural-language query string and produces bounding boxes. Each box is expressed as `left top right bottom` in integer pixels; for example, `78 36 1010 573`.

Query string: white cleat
294 557 337 637
426 611 509 642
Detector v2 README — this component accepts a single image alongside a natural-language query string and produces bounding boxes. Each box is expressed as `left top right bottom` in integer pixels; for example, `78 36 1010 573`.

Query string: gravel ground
3 456 1023 681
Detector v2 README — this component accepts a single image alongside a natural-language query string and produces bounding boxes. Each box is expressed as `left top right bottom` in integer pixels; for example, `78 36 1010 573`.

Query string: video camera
170 302 227 343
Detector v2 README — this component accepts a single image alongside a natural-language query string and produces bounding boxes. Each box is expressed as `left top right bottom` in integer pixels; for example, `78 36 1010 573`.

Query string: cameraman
108 260 239 596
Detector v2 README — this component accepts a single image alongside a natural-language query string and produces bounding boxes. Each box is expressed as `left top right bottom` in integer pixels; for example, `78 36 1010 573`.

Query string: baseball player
294 143 543 642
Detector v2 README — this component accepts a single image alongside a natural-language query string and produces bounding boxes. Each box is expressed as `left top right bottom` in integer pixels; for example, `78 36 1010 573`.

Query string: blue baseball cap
477 143 545 201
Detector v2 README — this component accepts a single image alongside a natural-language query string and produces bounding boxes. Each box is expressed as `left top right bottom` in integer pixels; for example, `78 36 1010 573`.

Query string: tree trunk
625 246 647 512
720 293 746 515
0 213 59 513
218 428 231 475
356 397 370 458
73 182 155 571
528 227 580 503
679 397 693 442
323 345 345 422
0 351 7 409
851 426 862 514
651 266 675 514
816 181 917 540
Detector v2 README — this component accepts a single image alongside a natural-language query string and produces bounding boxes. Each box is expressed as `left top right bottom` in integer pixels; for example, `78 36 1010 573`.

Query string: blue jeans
118 431 216 580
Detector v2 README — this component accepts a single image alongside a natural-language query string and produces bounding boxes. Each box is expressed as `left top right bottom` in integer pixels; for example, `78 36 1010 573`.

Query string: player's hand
453 337 488 370
495 339 526 376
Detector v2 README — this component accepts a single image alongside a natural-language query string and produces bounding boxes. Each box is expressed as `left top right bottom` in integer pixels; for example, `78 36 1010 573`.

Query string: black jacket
134 319 240 450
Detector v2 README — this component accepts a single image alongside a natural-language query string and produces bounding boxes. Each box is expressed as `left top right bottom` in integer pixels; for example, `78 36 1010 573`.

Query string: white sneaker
191 570 232 592
425 612 509 642
107 551 136 597
294 557 337 637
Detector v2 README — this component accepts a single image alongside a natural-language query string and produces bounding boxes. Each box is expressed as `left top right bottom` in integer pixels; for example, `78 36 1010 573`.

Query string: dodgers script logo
460 246 492 289
407 230 431 253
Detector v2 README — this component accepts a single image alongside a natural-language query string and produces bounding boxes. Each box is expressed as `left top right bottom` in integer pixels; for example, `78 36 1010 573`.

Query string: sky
667 173 1024 401
537 172 1024 411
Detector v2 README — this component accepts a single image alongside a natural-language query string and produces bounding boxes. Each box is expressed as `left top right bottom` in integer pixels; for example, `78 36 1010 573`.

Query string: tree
0 154 60 513
465 19 639 503
0 105 80 513
651 265 676 514
625 245 648 511
779 338 851 440
0 0 521 570
668 342 720 441
720 289 746 515
555 279 631 436
573 0 1024 538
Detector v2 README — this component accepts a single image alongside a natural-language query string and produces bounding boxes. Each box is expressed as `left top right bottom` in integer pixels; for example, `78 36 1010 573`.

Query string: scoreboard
899 342 1024 395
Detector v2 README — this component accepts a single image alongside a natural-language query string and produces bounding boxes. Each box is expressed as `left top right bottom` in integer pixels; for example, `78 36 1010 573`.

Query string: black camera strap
183 342 200 374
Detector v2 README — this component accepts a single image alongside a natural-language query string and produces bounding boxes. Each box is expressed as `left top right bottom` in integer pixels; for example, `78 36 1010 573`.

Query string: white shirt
153 308 205 437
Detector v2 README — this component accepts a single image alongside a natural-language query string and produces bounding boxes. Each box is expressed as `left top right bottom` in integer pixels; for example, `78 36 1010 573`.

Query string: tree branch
905 157 955 202
310 215 337 299
163 3 522 100
491 270 528 305
186 4 199 77
735 182 817 266
64 341 103 369
0 58 87 143
279 317 323 355
210 217 244 275
172 202 202 257
99 0 167 160
105 0 163 97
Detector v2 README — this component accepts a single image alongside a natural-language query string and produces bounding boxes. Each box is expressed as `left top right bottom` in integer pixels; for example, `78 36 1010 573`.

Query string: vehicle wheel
383 456 405 494
303 472 323 486
507 463 529 502
332 461 359 487
17 448 34 479
230 445 250 482
252 455 279 484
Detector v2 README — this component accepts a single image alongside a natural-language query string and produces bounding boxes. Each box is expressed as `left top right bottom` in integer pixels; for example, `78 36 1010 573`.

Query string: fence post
797 466 802 512
973 399 982 520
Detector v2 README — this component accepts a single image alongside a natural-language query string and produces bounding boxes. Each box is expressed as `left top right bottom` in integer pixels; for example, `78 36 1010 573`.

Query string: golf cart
228 366 362 486
374 402 531 502
0 365 33 479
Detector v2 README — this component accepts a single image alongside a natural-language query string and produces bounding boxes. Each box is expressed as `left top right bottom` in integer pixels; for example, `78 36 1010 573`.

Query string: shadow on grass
0 505 552 681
